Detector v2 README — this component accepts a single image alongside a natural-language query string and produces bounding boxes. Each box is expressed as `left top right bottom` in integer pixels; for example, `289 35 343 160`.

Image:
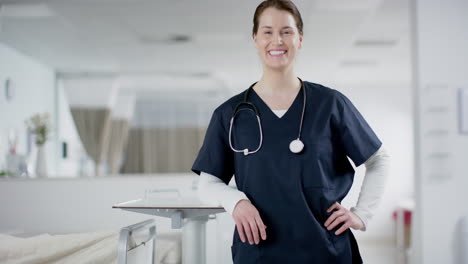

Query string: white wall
0 175 195 234
412 0 468 263
0 42 57 176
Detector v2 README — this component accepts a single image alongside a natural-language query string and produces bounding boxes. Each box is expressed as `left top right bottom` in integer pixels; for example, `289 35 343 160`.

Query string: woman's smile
268 49 288 57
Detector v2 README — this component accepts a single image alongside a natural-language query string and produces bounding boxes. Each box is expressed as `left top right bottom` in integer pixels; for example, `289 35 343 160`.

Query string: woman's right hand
232 199 267 245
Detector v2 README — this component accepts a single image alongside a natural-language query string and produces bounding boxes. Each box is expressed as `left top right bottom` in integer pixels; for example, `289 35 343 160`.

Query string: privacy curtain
106 119 130 174
70 108 111 176
122 127 206 173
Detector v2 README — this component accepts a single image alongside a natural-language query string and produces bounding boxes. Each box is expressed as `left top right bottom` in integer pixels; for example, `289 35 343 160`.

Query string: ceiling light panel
354 39 397 47
340 59 378 67
0 3 55 18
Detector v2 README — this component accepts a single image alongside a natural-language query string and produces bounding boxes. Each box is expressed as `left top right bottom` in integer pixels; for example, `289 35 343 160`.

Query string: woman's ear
298 34 303 49
253 33 259 48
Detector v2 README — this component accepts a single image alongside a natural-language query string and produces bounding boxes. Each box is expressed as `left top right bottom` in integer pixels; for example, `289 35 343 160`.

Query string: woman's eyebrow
261 26 293 29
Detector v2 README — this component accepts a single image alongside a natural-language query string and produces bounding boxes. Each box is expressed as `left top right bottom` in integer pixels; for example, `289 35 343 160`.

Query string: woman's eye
264 31 272 34
282 31 291 34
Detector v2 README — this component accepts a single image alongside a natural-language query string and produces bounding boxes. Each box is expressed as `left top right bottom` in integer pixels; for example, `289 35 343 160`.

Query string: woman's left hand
323 202 364 235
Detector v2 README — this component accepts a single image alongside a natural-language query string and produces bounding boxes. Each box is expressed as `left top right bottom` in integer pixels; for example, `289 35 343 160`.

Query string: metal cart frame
118 219 157 264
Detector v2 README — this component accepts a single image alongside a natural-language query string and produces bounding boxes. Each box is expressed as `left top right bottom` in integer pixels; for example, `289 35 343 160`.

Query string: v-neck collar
249 84 304 121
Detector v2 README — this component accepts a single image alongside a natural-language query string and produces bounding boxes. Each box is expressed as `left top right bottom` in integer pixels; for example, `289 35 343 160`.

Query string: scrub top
192 80 382 264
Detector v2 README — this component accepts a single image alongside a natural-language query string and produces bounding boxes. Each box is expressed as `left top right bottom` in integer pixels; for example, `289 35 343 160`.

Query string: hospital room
0 0 466 263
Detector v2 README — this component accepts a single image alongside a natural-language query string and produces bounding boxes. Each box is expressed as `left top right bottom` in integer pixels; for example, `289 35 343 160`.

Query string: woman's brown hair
252 0 304 37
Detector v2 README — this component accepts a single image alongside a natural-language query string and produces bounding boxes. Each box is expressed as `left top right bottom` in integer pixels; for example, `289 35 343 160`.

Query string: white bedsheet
0 231 181 264
0 231 119 264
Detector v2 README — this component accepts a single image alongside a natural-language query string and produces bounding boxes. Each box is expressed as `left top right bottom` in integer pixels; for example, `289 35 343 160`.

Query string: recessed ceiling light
354 39 397 47
169 34 191 43
0 3 54 18
340 60 378 67
139 34 192 45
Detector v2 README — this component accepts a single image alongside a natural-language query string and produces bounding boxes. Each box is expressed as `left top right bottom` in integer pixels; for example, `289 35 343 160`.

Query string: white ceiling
0 0 411 96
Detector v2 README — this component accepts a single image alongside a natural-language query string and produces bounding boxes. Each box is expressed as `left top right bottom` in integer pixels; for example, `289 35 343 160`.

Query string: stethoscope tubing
229 78 306 155
229 108 263 155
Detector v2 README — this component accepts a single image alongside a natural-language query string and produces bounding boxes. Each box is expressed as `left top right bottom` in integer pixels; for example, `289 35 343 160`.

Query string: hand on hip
324 202 365 235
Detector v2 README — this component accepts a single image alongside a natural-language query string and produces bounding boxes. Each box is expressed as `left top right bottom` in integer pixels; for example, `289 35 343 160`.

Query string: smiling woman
192 1 390 264
252 2 303 73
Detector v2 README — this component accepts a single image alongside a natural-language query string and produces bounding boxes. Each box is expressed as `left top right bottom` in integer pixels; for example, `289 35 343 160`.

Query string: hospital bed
0 221 181 264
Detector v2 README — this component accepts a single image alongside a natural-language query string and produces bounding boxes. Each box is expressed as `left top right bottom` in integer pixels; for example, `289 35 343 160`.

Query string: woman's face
253 7 303 71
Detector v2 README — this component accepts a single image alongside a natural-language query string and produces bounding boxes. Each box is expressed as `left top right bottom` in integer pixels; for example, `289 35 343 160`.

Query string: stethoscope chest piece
289 139 304 153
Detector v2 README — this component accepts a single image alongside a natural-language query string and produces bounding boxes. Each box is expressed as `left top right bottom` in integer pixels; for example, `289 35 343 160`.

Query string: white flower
25 112 51 145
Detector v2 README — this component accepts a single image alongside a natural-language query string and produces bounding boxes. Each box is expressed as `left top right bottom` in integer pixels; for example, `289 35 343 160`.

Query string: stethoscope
228 78 306 156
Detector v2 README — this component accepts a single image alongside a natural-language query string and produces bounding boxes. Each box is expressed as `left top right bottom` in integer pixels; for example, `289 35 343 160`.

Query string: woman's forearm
198 172 250 215
350 145 390 231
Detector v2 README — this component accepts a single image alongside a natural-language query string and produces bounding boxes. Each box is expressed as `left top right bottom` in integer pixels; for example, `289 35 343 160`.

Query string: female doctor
192 0 390 263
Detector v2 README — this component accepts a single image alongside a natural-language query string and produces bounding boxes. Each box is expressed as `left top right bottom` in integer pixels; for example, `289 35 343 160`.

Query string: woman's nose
273 33 283 45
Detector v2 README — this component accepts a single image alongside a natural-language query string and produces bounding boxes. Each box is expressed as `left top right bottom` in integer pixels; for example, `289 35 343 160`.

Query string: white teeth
269 50 286 55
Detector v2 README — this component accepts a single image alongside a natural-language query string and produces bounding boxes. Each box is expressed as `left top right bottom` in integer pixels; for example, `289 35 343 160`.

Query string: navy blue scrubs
192 80 382 264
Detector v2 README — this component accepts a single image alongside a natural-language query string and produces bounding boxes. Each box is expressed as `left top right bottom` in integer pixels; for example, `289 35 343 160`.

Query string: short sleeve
334 91 382 167
191 109 235 185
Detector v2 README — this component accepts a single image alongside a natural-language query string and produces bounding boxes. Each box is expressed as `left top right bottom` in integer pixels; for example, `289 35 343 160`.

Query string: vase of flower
35 144 47 178
25 113 51 178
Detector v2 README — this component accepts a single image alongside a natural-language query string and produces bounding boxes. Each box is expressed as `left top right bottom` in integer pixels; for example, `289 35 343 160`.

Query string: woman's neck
255 67 300 95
